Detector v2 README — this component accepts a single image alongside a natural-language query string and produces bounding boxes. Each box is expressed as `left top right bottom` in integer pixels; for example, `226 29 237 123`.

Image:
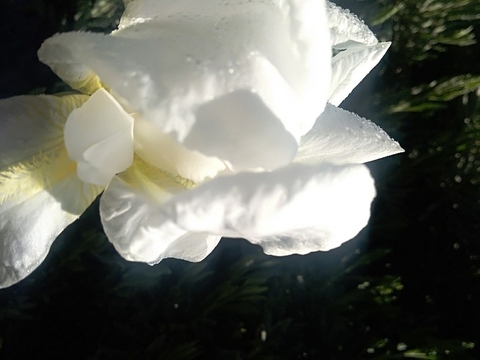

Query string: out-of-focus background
0 0 479 358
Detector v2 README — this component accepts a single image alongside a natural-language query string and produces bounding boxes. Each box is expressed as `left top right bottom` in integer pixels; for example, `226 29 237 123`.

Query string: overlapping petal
38 0 332 171
0 190 76 288
101 162 375 261
133 114 228 183
295 103 404 166
326 1 391 106
0 95 103 289
100 156 220 264
64 88 134 185
118 0 332 135
329 42 390 106
0 94 86 169
326 0 378 48
0 94 100 211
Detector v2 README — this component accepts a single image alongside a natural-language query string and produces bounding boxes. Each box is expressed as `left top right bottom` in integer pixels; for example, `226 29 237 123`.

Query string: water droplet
260 330 267 342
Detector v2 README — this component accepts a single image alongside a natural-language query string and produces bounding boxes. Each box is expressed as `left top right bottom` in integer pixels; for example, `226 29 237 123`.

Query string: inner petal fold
188 90 298 172
64 88 134 185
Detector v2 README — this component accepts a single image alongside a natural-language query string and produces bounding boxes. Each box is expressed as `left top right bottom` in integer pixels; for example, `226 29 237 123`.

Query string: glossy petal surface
0 179 86 289
100 157 220 264
0 94 87 169
64 88 134 185
0 95 103 288
329 42 390 106
295 103 404 166
0 94 102 214
38 0 331 170
1 172 103 289
118 0 331 136
102 162 375 260
326 0 378 48
133 114 228 183
187 90 297 171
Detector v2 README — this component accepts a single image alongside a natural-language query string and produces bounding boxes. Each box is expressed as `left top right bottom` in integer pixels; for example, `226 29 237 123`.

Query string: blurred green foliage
389 75 480 113
372 0 479 62
0 0 479 359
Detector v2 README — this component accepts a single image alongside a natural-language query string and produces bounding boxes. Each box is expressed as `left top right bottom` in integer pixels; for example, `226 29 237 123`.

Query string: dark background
0 0 479 358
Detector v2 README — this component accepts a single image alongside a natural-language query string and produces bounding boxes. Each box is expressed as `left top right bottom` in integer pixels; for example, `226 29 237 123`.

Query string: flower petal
185 90 297 171
102 161 376 260
1 148 102 216
0 94 102 214
0 191 73 288
38 0 331 169
64 88 134 185
329 42 391 106
0 163 103 290
0 173 102 288
133 113 228 183
118 0 331 133
326 0 378 48
0 94 103 288
167 163 375 242
294 103 404 166
100 156 220 264
0 94 88 169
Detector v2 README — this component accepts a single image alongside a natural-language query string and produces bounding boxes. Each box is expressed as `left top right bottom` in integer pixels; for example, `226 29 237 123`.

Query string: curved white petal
0 151 102 289
0 94 102 214
251 229 354 256
0 176 102 289
1 148 103 216
295 103 404 166
118 0 331 132
0 94 104 288
119 0 332 135
102 162 376 261
134 114 228 183
0 165 103 289
0 190 75 288
167 163 375 242
100 157 220 264
326 0 378 48
38 0 331 169
329 42 390 106
0 94 88 169
64 88 134 185
185 90 297 171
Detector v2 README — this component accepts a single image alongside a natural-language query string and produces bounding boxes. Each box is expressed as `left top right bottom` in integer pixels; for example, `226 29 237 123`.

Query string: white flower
0 0 403 289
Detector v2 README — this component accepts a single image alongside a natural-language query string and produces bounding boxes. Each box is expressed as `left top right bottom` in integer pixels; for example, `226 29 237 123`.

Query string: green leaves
390 74 480 113
368 0 479 62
